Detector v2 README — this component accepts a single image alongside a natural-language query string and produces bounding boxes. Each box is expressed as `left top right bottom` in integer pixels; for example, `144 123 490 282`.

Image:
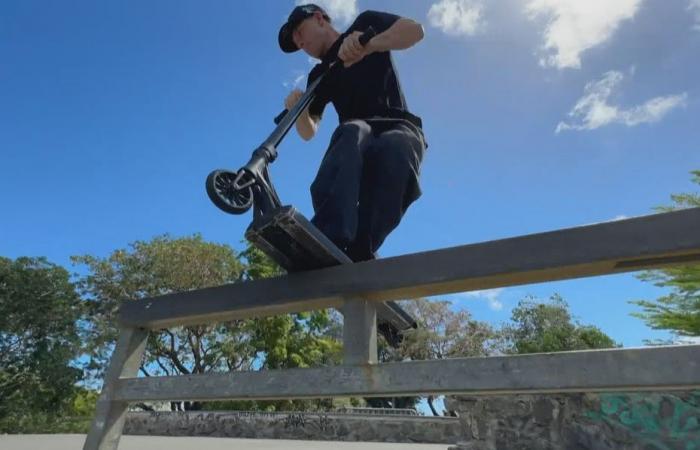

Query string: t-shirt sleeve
350 10 401 35
306 64 327 119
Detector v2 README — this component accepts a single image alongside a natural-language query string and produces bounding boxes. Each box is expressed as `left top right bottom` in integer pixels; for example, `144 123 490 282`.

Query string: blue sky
2 0 699 351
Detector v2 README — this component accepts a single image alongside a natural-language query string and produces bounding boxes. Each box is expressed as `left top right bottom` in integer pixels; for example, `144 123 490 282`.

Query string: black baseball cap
278 4 329 53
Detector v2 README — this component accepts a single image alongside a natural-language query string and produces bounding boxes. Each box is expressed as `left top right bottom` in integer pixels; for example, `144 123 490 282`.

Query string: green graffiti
585 391 700 450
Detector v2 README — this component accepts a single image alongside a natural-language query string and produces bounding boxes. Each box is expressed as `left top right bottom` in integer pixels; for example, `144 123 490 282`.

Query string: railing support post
342 297 378 366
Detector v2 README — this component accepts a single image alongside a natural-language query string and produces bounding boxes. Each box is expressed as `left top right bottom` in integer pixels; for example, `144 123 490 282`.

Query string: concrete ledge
123 411 460 444
0 435 448 450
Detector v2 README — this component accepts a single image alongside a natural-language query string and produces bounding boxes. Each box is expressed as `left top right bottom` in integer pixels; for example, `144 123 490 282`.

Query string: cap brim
278 22 299 53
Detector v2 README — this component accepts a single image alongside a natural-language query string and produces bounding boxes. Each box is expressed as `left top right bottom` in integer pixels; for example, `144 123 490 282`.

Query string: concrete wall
123 411 461 444
123 390 700 448
446 390 700 450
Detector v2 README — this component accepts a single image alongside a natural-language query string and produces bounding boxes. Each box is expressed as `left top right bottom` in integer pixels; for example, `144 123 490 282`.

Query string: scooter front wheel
206 169 253 215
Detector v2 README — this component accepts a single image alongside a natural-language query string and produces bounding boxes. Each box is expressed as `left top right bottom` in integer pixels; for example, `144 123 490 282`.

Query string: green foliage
237 243 343 411
0 256 83 432
632 266 700 337
632 170 700 337
652 170 700 212
238 243 284 280
70 388 99 416
73 236 343 412
577 326 621 349
239 244 342 370
396 298 497 360
0 411 92 434
72 234 250 385
0 387 96 433
370 298 497 414
502 294 618 354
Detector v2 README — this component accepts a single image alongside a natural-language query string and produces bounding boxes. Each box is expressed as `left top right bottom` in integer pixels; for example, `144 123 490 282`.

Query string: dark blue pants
310 119 425 262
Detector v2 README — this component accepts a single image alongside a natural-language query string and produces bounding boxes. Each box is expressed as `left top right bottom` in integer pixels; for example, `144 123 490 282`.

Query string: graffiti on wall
585 391 700 450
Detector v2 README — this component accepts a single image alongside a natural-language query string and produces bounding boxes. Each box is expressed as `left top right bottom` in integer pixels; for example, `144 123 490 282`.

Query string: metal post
83 327 148 450
342 297 378 365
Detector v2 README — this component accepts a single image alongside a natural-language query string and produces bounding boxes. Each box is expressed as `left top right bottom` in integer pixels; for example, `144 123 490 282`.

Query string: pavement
0 435 450 450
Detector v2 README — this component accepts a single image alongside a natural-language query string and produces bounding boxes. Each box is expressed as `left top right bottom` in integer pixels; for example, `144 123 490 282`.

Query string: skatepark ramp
83 208 700 449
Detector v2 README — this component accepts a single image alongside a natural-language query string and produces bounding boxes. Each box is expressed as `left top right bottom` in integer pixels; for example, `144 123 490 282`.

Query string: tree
372 298 497 415
0 257 82 431
502 294 618 354
73 235 252 410
631 170 700 337
237 244 343 412
73 235 342 412
398 299 498 360
239 245 342 371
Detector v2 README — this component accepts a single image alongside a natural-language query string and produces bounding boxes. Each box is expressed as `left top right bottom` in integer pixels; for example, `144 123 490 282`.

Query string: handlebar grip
358 26 376 46
273 26 377 125
274 109 288 125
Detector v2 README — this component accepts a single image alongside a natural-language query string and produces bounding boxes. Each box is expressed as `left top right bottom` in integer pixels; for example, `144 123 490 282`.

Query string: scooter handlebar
273 27 377 125
273 108 288 125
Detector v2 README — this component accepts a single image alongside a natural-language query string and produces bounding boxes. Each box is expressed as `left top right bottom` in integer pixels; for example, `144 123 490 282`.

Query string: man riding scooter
279 4 427 262
204 5 425 346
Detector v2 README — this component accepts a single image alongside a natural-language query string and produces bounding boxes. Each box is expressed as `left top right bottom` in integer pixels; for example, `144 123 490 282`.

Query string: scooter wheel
205 169 253 215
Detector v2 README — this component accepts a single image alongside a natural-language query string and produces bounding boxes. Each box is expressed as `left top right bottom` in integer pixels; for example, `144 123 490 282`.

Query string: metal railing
83 208 700 449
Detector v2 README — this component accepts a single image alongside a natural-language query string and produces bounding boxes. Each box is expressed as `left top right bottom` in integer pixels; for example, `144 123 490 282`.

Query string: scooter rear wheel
206 169 253 215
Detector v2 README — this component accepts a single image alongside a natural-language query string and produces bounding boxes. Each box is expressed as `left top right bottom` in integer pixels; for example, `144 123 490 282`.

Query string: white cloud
296 0 358 28
428 0 485 37
461 288 505 311
526 0 642 69
282 71 305 89
556 70 688 133
689 0 700 30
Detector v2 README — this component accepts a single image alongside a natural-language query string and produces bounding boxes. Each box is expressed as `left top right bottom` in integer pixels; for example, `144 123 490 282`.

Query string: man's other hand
284 89 304 110
339 31 372 67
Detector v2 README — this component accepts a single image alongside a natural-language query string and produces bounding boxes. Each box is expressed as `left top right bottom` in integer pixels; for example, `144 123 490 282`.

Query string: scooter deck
244 205 417 347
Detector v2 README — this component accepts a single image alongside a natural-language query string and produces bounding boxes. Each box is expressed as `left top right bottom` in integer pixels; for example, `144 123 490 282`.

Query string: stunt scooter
205 28 416 346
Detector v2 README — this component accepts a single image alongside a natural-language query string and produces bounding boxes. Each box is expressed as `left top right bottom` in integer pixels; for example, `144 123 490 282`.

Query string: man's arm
296 109 320 141
367 18 424 52
339 17 424 66
285 88 321 141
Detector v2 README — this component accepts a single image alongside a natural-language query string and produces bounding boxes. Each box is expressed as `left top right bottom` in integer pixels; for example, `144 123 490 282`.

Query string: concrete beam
113 345 700 401
119 208 700 329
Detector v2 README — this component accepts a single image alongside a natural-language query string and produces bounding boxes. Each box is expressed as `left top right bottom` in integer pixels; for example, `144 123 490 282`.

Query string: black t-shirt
306 10 422 129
